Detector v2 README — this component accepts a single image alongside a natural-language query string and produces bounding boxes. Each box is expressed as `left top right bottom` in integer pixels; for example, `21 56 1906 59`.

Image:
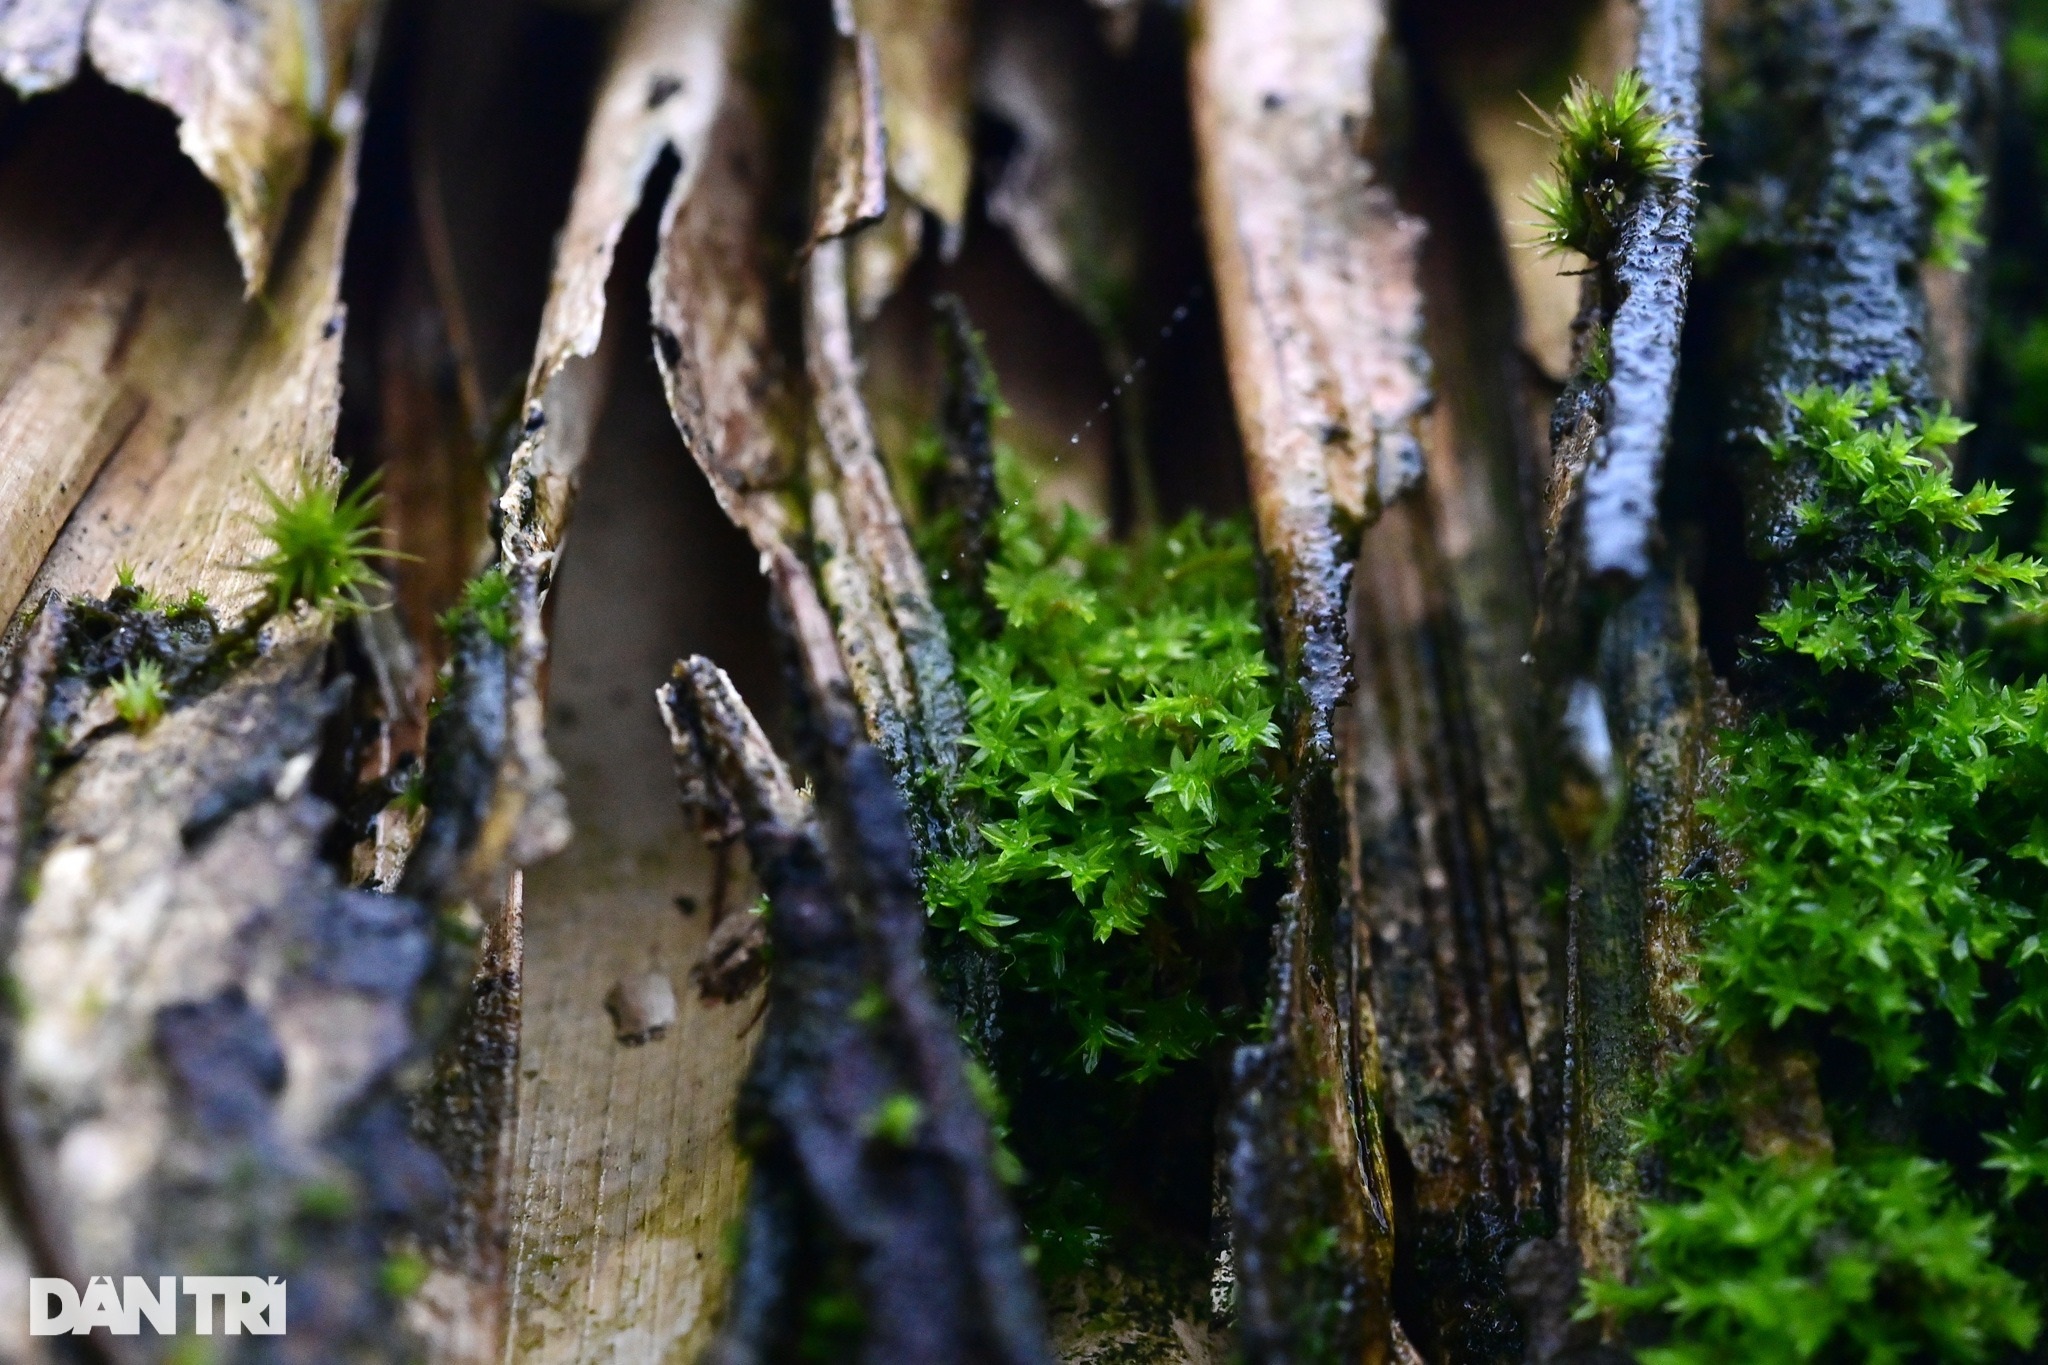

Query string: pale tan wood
2 0 373 290
1189 0 1430 528
500 350 760 1365
8 94 356 625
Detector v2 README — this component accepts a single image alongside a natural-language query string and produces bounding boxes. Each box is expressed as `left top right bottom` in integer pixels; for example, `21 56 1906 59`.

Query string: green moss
295 1179 355 1222
109 658 170 732
1592 1157 2035 1364
1527 70 1678 261
1596 388 2048 1358
379 1250 430 1299
245 472 393 618
1917 103 1987 271
440 565 516 646
863 1093 926 1146
922 464 1286 1081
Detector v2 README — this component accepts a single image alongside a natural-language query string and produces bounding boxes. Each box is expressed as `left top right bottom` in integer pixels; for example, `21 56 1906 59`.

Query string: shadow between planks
500 210 780 1364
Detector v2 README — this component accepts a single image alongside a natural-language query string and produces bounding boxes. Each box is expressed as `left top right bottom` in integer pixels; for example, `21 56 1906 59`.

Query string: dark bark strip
675 644 1050 1365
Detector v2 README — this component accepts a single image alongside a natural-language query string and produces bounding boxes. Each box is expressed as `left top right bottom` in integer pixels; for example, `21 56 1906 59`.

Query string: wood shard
501 0 744 572
1573 0 1704 587
2 83 358 630
605 970 679 1046
1191 2 1428 1358
2 0 374 292
1191 0 1431 529
852 0 971 229
475 0 750 899
810 30 889 247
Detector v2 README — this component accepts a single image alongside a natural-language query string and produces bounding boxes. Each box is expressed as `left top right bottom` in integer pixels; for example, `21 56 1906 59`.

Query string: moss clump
245 473 393 618
108 658 171 733
1527 69 1678 261
439 565 516 645
1591 387 2048 1359
923 469 1286 1082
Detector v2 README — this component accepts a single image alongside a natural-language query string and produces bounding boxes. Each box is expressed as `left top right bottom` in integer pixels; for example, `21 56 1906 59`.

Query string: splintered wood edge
1 0 376 294
5 110 360 627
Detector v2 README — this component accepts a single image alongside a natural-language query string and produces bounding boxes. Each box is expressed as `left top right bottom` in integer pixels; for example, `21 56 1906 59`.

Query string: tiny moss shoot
1528 69 1677 262
109 658 170 732
440 565 516 645
245 473 393 618
864 1093 925 1146
1917 102 1987 271
1589 386 2048 1359
378 1250 430 1300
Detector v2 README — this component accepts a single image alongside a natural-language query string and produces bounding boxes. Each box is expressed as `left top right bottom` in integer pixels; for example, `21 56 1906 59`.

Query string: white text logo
29 1276 286 1335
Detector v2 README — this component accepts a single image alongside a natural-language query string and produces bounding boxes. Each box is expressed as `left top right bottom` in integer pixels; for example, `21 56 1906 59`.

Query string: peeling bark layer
1190 1 1436 1358
1 0 373 290
676 643 1051 1365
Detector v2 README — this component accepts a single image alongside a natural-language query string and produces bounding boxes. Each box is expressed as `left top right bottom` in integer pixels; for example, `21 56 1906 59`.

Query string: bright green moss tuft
245 473 393 619
1527 69 1678 261
922 468 1286 1083
1593 1157 2035 1364
109 658 170 733
1754 384 2040 689
1601 388 2048 1358
440 565 516 646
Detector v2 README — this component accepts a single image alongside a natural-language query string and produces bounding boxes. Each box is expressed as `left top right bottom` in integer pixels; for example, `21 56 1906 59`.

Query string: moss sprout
1527 69 1678 261
439 565 516 646
1917 102 1987 271
245 472 393 618
378 1250 429 1299
864 1093 925 1146
109 658 170 732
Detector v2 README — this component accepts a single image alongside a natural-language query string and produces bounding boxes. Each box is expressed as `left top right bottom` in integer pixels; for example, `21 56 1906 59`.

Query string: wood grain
501 264 772 1365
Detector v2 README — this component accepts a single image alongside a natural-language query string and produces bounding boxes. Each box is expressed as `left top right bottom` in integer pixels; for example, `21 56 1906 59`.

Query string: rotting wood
1344 134 1564 1351
6 626 449 1360
405 873 525 1365
1189 0 1431 1357
651 7 968 855
1499 0 1717 1316
974 0 1140 352
1 0 374 292
803 233 968 853
834 0 972 315
659 656 804 1004
460 0 749 907
0 74 359 632
683 609 1050 1365
494 363 763 1362
0 11 516 1355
